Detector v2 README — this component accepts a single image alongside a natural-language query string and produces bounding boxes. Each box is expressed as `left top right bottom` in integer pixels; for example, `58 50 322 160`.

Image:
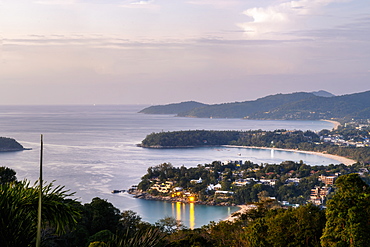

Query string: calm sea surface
0 105 337 228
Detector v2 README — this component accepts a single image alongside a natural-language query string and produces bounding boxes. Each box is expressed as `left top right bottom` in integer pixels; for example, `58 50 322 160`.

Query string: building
319 175 338 186
309 186 331 205
150 181 174 193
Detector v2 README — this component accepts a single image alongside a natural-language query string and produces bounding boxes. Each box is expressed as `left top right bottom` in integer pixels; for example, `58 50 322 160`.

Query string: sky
0 0 369 105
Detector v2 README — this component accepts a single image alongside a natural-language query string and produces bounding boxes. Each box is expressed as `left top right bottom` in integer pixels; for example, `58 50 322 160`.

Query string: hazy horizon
1 0 369 105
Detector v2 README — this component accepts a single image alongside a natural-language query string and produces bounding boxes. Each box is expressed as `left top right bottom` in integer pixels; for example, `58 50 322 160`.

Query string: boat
111 190 125 194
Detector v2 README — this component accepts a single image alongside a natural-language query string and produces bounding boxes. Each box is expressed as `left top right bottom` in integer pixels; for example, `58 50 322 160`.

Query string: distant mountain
139 101 208 115
254 90 370 120
178 92 316 118
311 90 335 97
139 90 370 120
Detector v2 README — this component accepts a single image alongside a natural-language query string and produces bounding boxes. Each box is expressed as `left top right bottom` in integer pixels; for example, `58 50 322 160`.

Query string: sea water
0 105 337 228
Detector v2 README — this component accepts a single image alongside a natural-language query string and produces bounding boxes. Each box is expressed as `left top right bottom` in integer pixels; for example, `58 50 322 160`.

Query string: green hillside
178 92 315 118
250 90 370 120
139 90 370 120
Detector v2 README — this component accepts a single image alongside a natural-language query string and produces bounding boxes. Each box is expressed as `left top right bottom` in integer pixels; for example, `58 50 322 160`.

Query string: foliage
155 216 185 234
141 130 240 147
109 227 166 247
0 166 17 184
88 230 115 245
82 197 121 236
321 174 370 247
0 180 80 247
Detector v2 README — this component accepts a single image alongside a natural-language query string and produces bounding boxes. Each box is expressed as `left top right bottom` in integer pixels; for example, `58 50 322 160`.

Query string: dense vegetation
3 166 370 246
140 130 241 147
139 90 370 120
0 137 25 151
140 127 370 163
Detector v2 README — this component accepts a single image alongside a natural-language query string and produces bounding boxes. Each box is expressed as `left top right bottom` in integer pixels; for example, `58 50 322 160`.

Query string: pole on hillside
36 134 43 247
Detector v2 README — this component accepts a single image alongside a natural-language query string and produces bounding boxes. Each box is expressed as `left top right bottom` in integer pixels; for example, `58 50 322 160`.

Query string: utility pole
36 135 43 247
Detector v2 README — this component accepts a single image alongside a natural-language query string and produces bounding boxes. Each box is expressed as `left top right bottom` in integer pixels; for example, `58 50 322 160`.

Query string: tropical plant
109 227 166 247
0 180 80 247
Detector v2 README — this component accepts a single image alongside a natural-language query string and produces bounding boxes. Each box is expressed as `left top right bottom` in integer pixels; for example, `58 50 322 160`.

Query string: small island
0 137 28 152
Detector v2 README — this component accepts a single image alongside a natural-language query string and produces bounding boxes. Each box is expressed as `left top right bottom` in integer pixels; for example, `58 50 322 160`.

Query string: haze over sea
0 105 338 228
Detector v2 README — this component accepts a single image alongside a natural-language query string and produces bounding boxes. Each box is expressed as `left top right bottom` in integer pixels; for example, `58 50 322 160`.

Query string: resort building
150 181 174 193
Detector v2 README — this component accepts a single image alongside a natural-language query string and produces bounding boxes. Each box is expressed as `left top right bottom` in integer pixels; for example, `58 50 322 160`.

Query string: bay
0 105 337 228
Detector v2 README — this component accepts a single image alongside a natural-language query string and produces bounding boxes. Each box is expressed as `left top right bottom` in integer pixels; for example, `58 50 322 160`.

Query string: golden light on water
189 203 195 229
176 202 181 222
173 201 196 229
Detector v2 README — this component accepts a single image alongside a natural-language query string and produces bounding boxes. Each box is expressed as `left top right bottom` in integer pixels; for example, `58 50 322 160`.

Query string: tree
155 216 185 234
321 174 370 247
0 180 80 247
0 166 17 184
83 197 121 235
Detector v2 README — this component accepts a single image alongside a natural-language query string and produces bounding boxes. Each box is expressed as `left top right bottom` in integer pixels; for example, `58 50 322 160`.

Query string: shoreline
130 191 235 207
321 119 341 130
141 143 356 165
224 204 256 222
223 145 356 166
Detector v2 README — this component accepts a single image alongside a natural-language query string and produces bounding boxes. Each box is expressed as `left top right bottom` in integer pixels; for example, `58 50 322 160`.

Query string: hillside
178 92 316 118
139 90 370 120
139 101 208 115
249 90 370 120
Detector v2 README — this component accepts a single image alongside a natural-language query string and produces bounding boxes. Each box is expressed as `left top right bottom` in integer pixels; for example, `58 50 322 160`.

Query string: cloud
130 0 154 5
186 0 241 8
120 0 159 9
238 0 351 39
34 0 76 5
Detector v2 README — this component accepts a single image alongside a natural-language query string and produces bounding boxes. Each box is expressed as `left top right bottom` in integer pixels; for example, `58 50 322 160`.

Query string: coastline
130 191 235 207
224 204 256 222
321 119 341 130
0 148 31 152
223 145 356 166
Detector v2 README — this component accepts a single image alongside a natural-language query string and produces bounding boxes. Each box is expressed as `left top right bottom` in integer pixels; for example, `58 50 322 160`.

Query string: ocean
0 105 337 228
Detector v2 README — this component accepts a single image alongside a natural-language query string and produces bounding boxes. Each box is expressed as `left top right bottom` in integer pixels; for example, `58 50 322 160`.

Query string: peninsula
139 119 370 163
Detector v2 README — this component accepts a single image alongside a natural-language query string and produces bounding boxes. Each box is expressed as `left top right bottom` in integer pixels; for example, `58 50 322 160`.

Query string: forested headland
140 124 370 163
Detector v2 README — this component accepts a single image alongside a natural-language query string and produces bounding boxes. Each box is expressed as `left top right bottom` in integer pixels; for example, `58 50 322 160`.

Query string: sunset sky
1 0 369 105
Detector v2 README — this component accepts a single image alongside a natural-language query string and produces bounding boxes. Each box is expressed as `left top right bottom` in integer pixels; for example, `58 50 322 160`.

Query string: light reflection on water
189 203 195 229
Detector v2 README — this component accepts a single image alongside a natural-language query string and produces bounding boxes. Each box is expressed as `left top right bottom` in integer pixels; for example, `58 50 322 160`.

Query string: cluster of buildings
320 134 370 147
320 122 370 147
145 157 369 206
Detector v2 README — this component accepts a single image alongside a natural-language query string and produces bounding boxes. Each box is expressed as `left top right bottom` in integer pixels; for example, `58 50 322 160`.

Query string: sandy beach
223 145 356 165
321 119 341 130
224 204 256 222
